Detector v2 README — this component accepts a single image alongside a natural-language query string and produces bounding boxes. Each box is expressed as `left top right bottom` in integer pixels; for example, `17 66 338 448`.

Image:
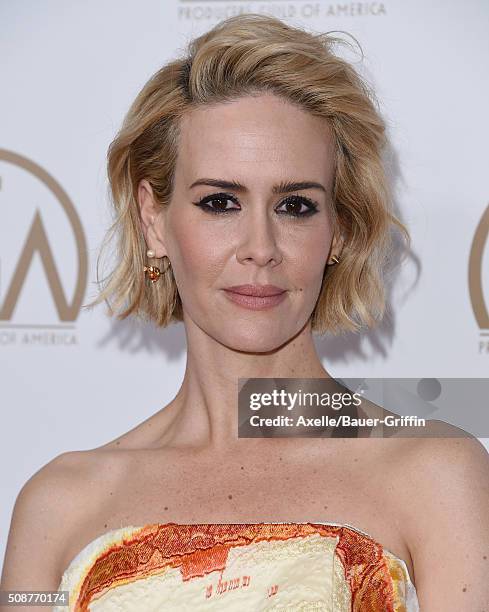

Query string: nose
235 207 283 267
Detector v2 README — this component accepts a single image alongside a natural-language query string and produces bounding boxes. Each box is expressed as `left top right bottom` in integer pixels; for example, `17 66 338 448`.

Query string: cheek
286 227 332 286
167 216 225 285
291 256 327 297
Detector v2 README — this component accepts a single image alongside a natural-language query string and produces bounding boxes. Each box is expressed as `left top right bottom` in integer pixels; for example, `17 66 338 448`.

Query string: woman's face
143 92 339 352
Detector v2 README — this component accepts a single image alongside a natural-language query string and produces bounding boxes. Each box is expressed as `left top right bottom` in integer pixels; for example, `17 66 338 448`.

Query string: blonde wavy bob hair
88 13 409 335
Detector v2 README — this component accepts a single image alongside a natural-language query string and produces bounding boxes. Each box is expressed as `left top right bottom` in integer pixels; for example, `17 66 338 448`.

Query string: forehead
176 94 335 186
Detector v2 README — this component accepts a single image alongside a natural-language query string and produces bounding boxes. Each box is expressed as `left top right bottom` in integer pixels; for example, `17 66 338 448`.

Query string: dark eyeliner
192 192 319 217
277 195 319 217
192 192 239 215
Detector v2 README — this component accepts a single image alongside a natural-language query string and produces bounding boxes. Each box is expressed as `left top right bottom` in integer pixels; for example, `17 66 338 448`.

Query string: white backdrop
1 0 488 565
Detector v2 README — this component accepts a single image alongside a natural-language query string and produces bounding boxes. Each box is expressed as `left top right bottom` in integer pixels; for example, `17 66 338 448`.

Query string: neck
159 317 333 454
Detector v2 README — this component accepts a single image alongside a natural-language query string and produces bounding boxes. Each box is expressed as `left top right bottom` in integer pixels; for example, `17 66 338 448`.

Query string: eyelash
192 192 319 218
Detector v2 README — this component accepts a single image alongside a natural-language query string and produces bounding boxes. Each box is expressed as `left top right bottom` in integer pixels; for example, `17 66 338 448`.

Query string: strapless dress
54 522 419 611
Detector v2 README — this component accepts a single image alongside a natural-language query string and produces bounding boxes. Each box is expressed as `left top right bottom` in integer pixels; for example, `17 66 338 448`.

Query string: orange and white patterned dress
55 522 419 611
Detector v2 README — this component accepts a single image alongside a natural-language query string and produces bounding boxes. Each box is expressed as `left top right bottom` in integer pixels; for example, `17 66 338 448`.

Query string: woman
2 13 488 611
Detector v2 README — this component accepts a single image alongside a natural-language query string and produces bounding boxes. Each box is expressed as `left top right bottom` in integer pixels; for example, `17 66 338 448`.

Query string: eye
275 195 319 218
192 192 319 217
192 192 240 215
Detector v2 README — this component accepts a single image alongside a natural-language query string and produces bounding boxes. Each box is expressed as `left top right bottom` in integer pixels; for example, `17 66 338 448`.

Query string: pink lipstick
222 284 287 311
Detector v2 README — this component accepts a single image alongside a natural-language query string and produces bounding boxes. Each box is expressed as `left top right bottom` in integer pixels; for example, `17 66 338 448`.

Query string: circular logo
469 204 489 331
0 149 88 324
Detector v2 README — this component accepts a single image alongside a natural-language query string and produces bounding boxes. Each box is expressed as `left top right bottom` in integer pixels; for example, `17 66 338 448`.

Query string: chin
215 324 297 354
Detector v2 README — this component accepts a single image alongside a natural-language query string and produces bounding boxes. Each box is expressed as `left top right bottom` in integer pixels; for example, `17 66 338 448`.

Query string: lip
222 285 287 311
224 284 286 297
222 290 287 310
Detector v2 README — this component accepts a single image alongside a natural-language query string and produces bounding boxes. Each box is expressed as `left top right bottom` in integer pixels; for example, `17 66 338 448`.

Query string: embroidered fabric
55 522 419 611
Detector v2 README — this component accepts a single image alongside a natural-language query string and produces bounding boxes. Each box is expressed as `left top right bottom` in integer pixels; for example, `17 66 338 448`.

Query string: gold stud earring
144 249 159 281
330 254 340 264
143 255 171 283
144 265 160 282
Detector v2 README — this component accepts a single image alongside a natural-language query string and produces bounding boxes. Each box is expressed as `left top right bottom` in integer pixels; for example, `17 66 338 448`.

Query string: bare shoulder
1 449 124 588
393 420 489 484
393 422 489 521
1 452 82 588
394 427 489 609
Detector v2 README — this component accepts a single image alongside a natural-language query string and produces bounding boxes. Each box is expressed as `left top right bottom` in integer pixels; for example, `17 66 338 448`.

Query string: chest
61 448 415 586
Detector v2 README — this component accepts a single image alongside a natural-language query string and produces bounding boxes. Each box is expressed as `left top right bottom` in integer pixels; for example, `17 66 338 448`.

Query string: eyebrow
189 178 327 194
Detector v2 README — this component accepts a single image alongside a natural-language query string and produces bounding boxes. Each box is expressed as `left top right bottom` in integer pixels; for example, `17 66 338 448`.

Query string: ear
328 231 345 264
137 179 168 258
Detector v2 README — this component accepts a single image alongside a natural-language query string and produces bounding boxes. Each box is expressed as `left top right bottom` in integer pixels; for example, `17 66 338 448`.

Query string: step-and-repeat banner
1 0 488 560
